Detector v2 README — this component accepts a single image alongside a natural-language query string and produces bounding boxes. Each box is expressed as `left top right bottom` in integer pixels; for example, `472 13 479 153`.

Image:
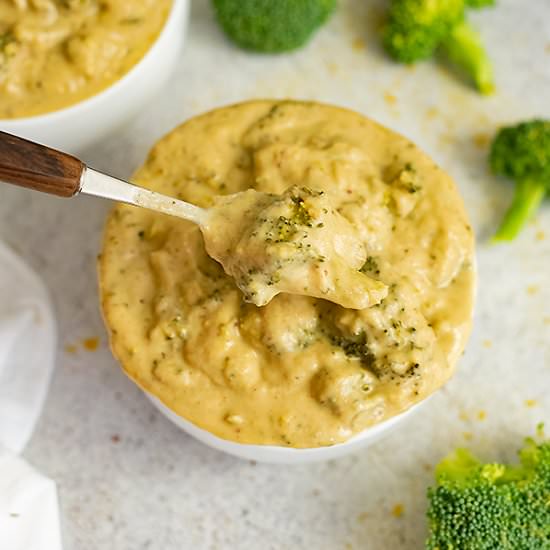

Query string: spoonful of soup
0 131 387 309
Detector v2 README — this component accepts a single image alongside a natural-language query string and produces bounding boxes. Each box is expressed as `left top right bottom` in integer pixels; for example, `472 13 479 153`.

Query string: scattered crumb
357 512 369 523
544 317 550 325
546 43 550 53
527 285 540 296
111 434 121 443
345 543 353 550
325 61 339 75
422 462 432 472
482 339 492 348
459 411 469 422
64 344 77 354
525 399 537 408
536 230 545 241
438 132 455 147
10 513 19 518
351 37 365 51
83 337 99 351
477 410 487 421
383 91 397 106
473 132 490 149
462 431 473 441
391 503 404 518
425 107 439 119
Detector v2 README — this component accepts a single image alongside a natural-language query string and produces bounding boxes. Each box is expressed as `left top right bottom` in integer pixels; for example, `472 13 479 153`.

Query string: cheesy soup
99 101 475 448
0 0 171 118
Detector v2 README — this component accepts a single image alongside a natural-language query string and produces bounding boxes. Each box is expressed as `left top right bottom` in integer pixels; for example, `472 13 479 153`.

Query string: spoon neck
81 167 207 225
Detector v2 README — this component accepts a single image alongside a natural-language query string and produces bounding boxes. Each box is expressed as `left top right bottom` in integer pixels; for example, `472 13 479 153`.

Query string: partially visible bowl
0 0 189 154
146 392 426 464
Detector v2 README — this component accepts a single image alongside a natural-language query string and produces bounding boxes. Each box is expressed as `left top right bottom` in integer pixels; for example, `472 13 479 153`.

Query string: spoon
0 131 207 226
0 131 387 309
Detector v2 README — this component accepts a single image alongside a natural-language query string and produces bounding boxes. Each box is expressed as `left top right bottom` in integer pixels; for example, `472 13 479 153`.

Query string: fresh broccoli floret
211 0 336 53
426 437 550 549
383 0 495 93
383 0 464 63
490 120 550 241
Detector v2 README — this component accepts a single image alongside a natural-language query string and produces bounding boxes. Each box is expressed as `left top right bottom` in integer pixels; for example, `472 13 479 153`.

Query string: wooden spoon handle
0 131 84 198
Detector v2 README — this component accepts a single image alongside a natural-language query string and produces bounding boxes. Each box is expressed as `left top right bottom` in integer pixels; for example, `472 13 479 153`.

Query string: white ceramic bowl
0 0 189 154
146 392 425 464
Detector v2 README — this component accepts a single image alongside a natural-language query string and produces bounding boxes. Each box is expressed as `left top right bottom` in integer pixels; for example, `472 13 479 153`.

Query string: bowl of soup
0 0 189 152
99 100 476 463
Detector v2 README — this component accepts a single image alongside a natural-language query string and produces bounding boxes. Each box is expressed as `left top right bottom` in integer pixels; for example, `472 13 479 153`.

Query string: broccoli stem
492 177 546 242
440 20 494 94
435 448 481 483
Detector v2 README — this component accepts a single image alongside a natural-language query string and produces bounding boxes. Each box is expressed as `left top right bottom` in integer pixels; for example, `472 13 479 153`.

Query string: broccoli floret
383 0 495 93
383 0 464 63
211 0 336 53
0 30 14 51
465 0 495 7
490 120 550 241
426 437 550 549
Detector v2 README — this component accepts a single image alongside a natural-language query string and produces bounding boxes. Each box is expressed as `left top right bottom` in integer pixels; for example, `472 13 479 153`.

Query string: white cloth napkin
0 451 63 550
0 240 62 550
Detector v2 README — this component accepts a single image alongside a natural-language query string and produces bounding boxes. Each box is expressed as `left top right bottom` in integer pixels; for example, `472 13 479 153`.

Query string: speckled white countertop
1 1 549 548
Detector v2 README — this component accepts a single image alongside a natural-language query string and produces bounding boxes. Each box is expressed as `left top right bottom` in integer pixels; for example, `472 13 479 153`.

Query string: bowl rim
0 0 188 125
145 389 426 458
